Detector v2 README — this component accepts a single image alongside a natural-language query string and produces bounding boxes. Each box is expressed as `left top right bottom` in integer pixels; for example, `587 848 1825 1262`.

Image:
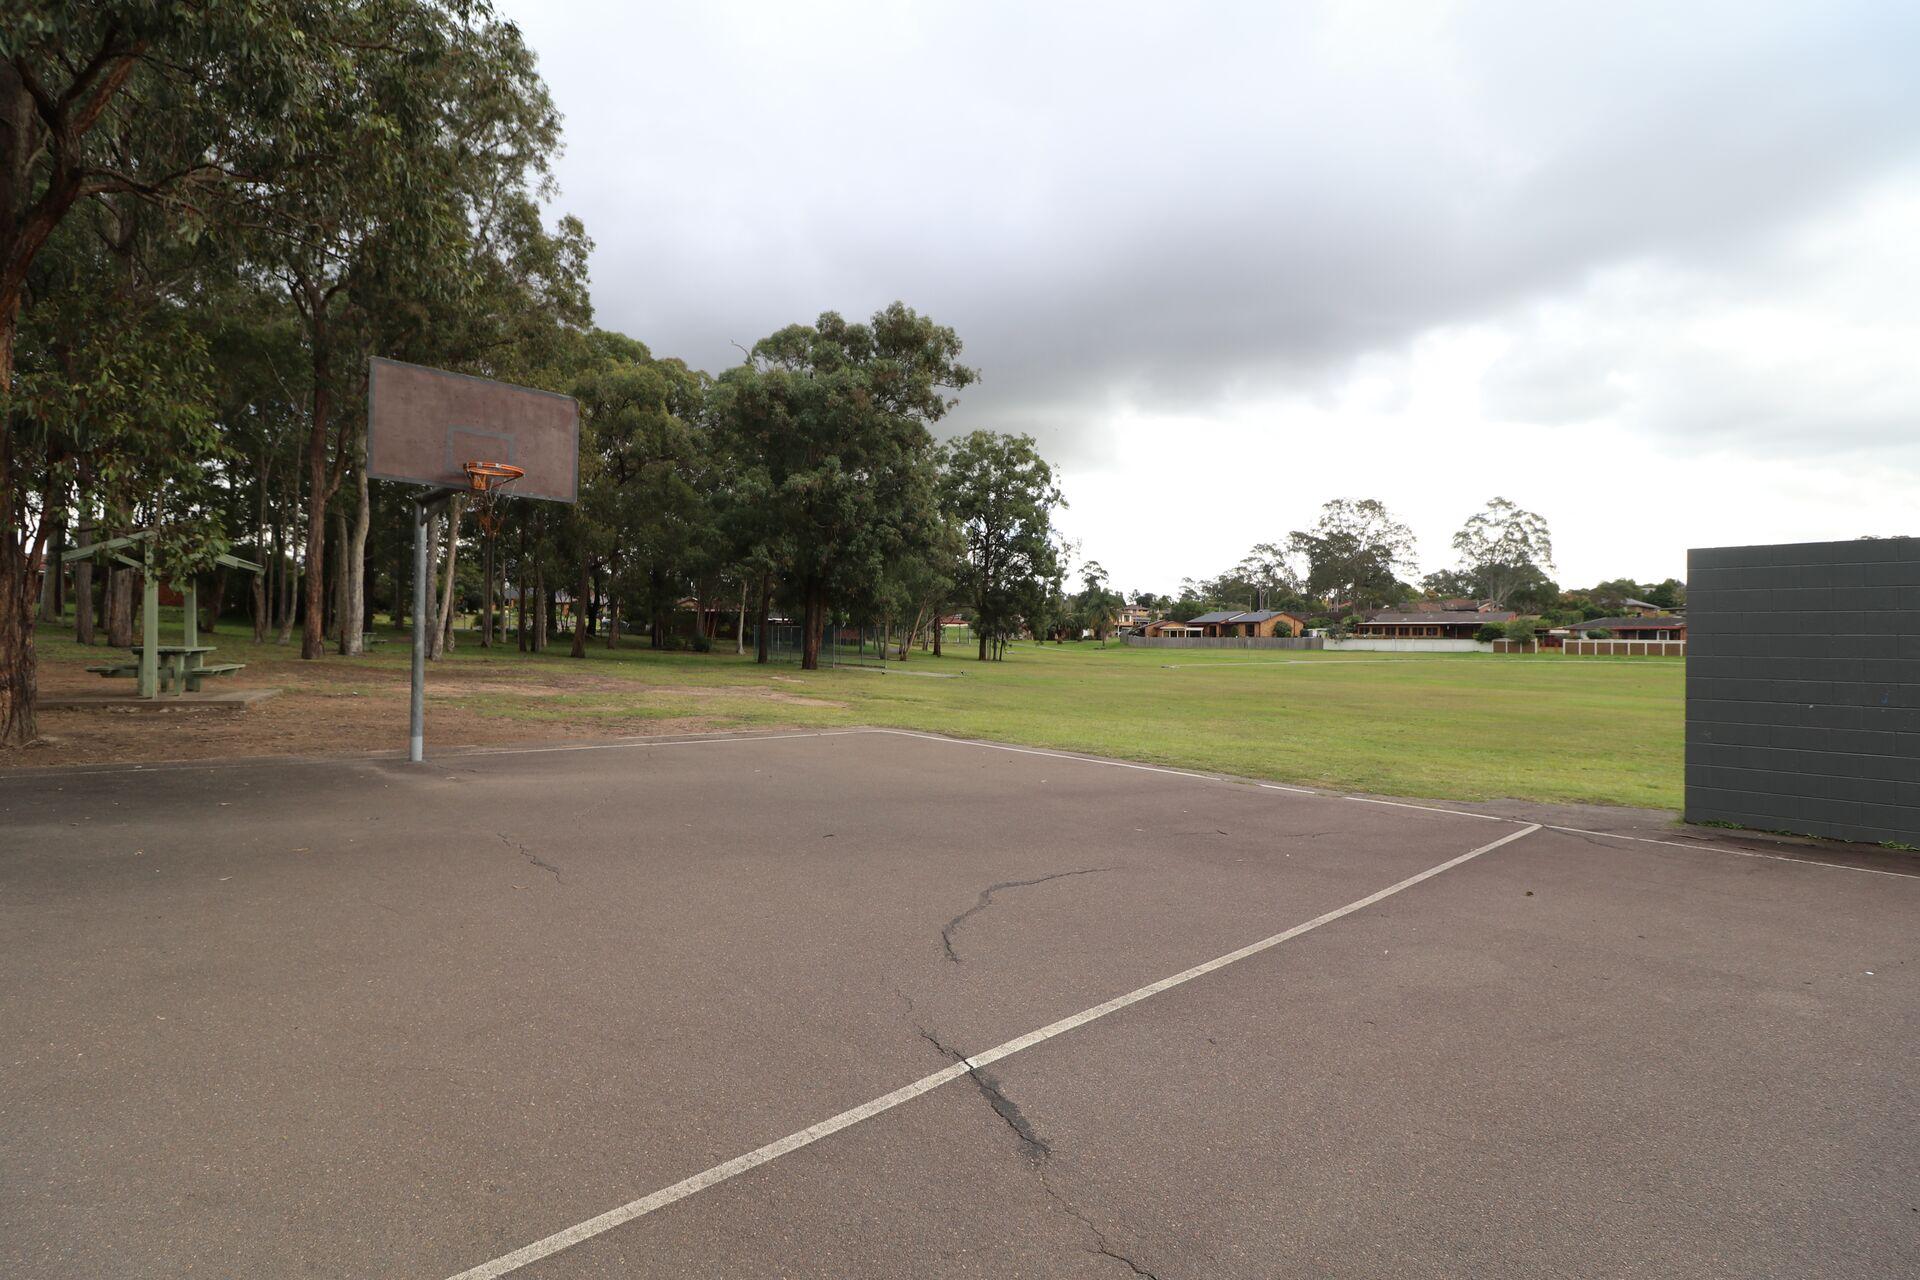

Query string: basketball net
462 460 525 536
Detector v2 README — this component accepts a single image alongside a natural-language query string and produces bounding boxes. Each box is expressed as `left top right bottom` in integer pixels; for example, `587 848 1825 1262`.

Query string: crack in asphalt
1039 1178 1164 1280
497 832 563 884
915 1025 1051 1160
940 867 1112 963
907 1010 1172 1277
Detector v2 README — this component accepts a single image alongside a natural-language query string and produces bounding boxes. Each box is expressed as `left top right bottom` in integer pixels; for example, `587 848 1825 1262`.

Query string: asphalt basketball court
2 727 1914 1278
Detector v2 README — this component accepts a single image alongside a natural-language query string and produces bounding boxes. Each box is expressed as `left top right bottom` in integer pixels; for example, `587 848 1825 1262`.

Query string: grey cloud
511 0 1920 500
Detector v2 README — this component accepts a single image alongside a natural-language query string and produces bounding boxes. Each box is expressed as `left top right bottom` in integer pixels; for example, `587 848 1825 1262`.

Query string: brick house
1186 609 1306 638
1355 608 1516 639
1575 615 1686 641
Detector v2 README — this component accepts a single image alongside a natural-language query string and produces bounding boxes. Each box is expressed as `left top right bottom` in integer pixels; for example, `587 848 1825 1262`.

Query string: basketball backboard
366 357 579 503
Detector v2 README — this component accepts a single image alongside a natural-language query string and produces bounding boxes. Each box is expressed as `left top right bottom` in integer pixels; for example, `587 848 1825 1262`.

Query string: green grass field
35 620 1683 809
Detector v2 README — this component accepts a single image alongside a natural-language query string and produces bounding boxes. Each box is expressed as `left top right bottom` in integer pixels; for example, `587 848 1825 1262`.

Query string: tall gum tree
0 1 346 743
712 304 973 670
939 430 1064 660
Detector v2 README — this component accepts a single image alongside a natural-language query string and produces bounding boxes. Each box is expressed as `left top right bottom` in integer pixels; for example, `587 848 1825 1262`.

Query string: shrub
691 634 712 653
1475 624 1504 643
1502 616 1539 644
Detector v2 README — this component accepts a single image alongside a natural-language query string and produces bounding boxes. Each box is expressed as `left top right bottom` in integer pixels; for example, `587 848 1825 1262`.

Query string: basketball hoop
463 460 524 536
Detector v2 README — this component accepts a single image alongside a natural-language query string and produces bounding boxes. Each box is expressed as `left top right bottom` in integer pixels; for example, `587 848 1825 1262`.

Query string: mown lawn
32 618 1681 808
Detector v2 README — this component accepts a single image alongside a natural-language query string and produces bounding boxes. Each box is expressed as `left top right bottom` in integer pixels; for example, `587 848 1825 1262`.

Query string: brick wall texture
1685 537 1918 845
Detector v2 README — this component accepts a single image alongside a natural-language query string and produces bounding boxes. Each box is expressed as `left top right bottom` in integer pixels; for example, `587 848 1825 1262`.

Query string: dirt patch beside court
7 649 787 770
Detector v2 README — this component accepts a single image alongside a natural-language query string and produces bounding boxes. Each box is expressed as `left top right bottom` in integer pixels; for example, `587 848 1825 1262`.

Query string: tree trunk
606 592 621 648
250 560 265 643
73 509 95 645
533 560 547 652
480 535 494 648
800 583 824 670
298 295 336 660
755 571 771 664
736 579 747 655
0 451 37 743
515 523 528 652
206 566 228 634
36 518 61 623
107 564 134 647
430 497 462 660
276 538 297 645
327 506 346 642
424 506 444 659
340 453 368 655
570 552 589 658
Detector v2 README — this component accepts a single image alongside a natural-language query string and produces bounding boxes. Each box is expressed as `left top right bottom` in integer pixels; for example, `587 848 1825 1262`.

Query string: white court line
865 727 1224 784
441 822 1542 1280
1345 795 1510 822
869 730 1519 818
1542 824 1920 880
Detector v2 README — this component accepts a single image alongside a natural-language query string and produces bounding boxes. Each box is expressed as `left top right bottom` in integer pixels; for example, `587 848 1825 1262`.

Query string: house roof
1407 597 1488 612
1186 609 1303 625
1621 597 1663 610
1362 610 1517 626
1579 615 1686 631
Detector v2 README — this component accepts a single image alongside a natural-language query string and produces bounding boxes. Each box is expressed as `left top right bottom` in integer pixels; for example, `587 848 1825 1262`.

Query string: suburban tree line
0 2 1071 746
1138 496 1685 633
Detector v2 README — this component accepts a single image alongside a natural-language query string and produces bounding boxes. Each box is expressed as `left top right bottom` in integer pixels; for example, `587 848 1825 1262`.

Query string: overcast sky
499 0 1920 595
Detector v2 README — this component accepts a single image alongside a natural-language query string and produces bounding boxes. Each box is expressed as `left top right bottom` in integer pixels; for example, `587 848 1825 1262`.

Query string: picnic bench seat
362 632 388 647
184 662 245 692
87 663 140 680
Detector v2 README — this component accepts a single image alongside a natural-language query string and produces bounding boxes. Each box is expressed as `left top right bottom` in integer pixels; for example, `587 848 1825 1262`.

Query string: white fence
1563 639 1686 657
1322 638 1490 653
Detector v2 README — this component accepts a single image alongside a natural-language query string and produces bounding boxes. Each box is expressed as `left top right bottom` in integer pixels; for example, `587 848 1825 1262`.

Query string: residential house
1406 597 1494 613
1577 615 1686 641
1140 619 1202 638
1355 608 1516 639
1222 609 1305 638
1175 610 1308 638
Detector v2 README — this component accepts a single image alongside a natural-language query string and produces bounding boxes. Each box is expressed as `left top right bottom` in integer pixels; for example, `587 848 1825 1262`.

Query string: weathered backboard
366 357 579 502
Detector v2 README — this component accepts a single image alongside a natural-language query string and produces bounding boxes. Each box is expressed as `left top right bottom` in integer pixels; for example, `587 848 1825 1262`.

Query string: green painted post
183 580 198 648
140 547 159 699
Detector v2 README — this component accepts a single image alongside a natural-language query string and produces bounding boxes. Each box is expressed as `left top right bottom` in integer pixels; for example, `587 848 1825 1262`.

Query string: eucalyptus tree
574 338 712 649
1448 496 1555 609
1287 498 1418 611
939 430 1064 660
711 304 973 669
0 0 573 738
253 3 571 659
0 0 323 741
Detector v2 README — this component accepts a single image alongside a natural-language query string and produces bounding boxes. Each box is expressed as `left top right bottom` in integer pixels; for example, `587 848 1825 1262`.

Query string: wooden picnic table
129 644 217 695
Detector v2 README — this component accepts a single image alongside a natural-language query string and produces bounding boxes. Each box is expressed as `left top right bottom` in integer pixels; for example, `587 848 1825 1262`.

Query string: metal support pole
410 500 431 762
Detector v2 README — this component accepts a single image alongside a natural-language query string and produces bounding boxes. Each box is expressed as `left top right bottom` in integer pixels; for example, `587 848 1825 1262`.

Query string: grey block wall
1685 536 1919 846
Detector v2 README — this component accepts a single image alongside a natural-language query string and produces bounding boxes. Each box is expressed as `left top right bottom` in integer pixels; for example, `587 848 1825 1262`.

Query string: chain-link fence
755 623 966 666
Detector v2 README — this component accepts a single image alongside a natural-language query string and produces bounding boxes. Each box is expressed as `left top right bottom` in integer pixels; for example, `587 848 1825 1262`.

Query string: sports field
3 729 1912 1278
24 626 1681 809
